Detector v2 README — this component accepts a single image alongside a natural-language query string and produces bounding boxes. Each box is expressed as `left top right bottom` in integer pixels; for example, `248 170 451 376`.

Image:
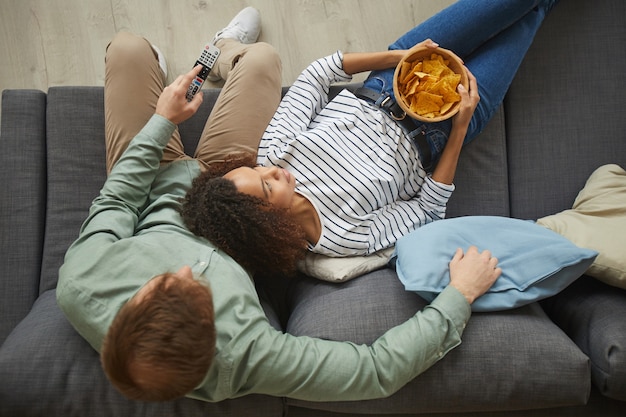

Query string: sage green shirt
57 114 472 402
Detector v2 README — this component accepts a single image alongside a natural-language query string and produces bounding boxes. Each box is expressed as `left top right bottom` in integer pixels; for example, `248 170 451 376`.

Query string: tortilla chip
396 52 463 119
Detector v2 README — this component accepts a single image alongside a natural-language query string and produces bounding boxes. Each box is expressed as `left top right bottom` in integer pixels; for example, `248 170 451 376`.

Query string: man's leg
193 40 282 167
104 31 187 173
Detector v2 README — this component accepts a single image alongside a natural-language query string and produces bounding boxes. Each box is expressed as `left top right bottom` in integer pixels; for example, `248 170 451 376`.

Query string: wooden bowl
393 45 468 123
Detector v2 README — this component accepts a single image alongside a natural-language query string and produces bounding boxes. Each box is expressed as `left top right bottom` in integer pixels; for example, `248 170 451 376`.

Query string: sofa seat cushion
543 276 626 401
0 290 284 417
286 269 590 414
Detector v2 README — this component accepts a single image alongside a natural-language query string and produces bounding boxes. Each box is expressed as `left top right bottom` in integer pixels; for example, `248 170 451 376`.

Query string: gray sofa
1 0 625 415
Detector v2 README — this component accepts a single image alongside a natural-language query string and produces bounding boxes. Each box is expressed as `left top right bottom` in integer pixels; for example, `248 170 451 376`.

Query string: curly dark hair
180 154 308 276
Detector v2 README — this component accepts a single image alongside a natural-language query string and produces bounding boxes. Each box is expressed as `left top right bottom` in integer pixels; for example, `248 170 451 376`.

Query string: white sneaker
207 7 261 81
151 44 168 79
212 7 261 45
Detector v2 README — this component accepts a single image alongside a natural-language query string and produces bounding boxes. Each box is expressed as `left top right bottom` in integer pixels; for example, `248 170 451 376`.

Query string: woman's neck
291 193 321 245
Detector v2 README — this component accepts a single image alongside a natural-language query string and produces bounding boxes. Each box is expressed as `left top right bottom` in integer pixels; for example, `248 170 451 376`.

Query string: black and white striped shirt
258 51 454 257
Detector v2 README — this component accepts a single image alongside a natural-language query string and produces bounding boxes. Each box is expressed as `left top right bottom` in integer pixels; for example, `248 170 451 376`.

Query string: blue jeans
363 0 557 162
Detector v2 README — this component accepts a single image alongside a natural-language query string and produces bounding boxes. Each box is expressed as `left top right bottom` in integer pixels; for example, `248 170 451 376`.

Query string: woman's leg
364 0 556 96
363 0 557 161
104 31 186 174
193 40 282 167
389 0 553 56
463 3 554 141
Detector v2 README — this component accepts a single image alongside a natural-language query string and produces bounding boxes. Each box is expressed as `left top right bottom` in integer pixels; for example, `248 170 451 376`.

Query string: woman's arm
342 50 406 75
430 67 480 185
342 39 439 75
258 52 352 161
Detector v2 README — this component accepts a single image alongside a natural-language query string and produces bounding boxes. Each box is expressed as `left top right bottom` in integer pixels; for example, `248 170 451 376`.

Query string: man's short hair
101 273 215 401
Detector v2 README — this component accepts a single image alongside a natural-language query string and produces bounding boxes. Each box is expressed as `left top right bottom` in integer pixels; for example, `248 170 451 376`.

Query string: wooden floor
0 0 455 109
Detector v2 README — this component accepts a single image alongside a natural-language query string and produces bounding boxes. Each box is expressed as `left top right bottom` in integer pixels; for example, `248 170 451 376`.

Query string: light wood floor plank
0 0 455 111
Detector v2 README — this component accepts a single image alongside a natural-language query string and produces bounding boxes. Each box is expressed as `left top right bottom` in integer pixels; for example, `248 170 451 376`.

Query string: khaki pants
104 31 282 173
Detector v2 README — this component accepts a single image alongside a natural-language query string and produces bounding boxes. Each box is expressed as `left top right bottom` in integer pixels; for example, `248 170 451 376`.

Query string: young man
57 6 501 403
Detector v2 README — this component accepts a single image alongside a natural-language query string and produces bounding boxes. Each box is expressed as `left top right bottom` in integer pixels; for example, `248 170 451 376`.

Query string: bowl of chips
393 45 468 122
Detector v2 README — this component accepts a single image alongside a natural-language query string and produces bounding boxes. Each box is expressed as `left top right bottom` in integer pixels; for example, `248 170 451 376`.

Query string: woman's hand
452 67 479 130
155 65 204 125
416 38 440 50
429 68 478 185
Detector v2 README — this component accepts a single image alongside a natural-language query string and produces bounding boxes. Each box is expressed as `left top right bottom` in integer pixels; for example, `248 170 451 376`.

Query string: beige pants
104 31 282 173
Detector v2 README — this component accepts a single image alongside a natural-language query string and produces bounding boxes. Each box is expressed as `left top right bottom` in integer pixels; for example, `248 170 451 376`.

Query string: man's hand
155 65 204 125
449 246 501 304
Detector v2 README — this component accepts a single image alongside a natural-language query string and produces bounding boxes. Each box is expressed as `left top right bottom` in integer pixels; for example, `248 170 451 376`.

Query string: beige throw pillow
537 164 626 289
298 247 395 282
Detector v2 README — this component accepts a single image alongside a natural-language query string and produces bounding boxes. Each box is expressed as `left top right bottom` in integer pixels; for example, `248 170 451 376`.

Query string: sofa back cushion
446 106 509 218
41 88 107 294
505 0 626 220
0 90 47 344
41 87 226 294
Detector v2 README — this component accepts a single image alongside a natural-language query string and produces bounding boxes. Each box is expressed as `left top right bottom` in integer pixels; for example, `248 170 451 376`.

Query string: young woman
181 0 559 275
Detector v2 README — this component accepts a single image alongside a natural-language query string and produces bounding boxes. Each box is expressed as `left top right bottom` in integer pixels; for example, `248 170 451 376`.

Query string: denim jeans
363 0 556 162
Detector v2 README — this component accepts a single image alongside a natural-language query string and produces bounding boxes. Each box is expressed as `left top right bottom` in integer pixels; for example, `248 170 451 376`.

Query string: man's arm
78 67 204 240
242 286 470 401
57 67 205 344
192 246 500 402
269 246 501 401
96 66 204 213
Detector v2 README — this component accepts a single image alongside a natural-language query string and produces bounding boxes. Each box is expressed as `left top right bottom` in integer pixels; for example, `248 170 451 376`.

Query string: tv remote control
185 44 221 102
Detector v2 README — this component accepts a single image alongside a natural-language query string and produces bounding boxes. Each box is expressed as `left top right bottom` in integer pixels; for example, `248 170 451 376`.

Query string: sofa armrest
0 89 47 344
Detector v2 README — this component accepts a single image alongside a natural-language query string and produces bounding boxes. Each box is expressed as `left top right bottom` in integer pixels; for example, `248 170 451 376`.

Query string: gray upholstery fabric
2 0 626 413
0 86 287 417
178 88 221 153
0 90 47 344
543 277 626 401
0 290 283 417
505 0 626 220
287 388 626 417
286 269 590 414
41 87 107 294
505 1 626 400
504 0 626 402
447 106 510 218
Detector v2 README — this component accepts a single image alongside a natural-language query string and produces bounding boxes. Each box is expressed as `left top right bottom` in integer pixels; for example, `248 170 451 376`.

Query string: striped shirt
258 51 454 257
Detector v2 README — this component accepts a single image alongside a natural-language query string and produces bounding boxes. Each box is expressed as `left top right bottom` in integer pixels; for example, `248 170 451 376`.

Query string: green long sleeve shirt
57 114 472 402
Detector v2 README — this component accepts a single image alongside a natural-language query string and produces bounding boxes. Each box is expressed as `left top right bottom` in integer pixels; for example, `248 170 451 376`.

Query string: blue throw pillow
391 216 598 312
